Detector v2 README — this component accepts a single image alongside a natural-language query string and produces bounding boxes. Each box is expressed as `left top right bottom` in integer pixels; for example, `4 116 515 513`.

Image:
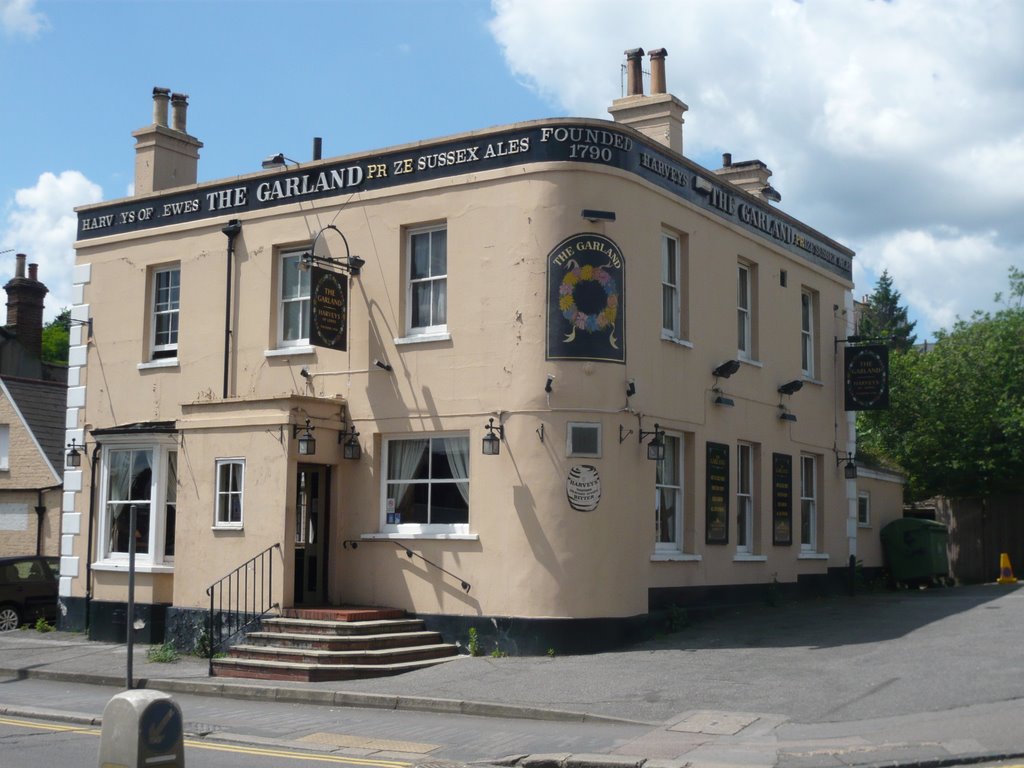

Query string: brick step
211 654 463 683
244 629 444 651
258 617 426 636
226 642 458 666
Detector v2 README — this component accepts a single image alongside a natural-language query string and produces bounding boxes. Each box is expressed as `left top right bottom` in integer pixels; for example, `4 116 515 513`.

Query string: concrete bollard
98 689 184 767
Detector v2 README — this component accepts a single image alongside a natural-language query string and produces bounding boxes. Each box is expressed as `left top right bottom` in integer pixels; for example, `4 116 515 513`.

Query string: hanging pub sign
844 344 889 411
706 442 729 544
546 233 626 364
308 266 348 351
772 453 793 546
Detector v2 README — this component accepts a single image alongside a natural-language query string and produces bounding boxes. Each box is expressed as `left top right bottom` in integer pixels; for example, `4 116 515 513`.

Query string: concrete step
281 607 406 621
211 653 463 682
243 629 444 651
226 642 459 666
258 617 427 636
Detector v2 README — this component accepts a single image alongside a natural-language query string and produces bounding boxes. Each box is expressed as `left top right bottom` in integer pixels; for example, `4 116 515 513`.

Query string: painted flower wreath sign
546 233 626 363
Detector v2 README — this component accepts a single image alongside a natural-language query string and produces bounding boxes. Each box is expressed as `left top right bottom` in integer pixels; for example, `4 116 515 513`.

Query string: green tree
40 308 70 365
858 267 1024 499
857 270 917 352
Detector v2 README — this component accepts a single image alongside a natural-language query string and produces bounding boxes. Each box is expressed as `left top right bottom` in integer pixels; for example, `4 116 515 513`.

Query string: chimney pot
624 47 645 96
15 253 25 278
723 152 732 167
649 48 667 94
170 92 189 132
152 87 170 127
28 263 38 282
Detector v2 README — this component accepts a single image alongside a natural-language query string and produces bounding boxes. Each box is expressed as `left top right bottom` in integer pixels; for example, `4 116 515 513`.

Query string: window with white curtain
383 434 469 533
98 437 177 566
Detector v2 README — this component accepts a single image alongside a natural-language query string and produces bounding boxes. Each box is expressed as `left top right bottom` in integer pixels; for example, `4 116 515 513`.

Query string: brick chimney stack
4 253 48 360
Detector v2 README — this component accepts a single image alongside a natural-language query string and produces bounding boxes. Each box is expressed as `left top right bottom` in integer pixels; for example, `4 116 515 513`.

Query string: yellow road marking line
0 715 412 766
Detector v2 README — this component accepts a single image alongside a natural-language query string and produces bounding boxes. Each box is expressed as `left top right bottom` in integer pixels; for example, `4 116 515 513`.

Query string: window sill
733 554 768 562
265 345 315 358
858 523 872 529
363 532 478 541
651 553 702 562
394 332 451 346
660 333 693 348
92 560 174 574
212 525 244 532
739 357 763 368
798 552 830 560
802 376 824 387
138 358 179 371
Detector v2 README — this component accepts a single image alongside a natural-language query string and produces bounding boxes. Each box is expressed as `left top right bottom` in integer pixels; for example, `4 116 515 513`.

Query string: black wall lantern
639 422 666 461
836 451 858 479
482 417 504 456
65 438 83 468
338 425 361 460
293 418 316 456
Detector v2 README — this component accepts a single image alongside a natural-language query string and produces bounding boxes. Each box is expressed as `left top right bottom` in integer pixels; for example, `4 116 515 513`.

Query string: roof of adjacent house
1 375 66 480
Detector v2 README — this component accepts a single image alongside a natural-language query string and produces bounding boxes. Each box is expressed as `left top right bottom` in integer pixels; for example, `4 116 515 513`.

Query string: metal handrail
343 539 471 593
205 543 281 674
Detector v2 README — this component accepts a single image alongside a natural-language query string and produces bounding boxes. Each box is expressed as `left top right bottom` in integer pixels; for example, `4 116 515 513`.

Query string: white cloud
853 228 1020 335
489 0 1024 340
0 0 48 39
1 171 103 320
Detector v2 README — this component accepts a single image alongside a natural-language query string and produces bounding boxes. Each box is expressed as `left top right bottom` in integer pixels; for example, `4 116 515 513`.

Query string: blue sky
2 0 1023 341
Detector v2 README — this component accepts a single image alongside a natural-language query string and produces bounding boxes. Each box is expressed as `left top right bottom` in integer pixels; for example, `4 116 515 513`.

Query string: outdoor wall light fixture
777 379 804 396
373 359 393 372
67 317 94 341
777 379 803 421
65 438 84 468
298 224 365 276
544 375 554 394
836 452 858 479
581 209 616 222
482 417 504 456
626 379 636 398
712 360 741 407
338 425 361 460
293 418 316 456
712 359 741 379
639 422 666 461
261 153 298 169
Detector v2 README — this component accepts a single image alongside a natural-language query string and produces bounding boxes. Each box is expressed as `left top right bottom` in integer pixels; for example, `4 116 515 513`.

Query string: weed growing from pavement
146 643 181 663
467 627 481 656
33 617 55 633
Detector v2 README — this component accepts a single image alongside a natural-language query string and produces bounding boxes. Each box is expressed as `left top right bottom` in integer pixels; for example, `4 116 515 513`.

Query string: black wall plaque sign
706 442 730 544
772 452 793 546
844 344 889 411
309 267 348 351
546 233 625 364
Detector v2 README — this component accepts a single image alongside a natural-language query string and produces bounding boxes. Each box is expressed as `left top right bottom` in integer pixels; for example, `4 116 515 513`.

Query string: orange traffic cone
997 552 1018 584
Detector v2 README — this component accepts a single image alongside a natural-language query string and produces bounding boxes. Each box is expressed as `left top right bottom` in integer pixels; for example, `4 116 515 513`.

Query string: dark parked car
0 556 59 631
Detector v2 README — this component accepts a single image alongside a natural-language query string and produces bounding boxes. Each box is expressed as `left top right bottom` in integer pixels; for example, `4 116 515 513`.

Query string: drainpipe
84 443 101 629
221 220 242 399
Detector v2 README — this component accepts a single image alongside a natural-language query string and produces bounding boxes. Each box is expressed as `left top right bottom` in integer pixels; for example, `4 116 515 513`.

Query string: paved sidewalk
2 585 1023 768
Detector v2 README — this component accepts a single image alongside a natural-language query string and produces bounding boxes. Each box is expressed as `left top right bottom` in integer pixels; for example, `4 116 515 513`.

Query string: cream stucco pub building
62 51 901 654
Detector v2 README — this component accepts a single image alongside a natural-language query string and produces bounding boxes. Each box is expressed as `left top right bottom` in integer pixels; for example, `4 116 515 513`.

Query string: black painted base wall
57 597 88 633
54 565 881 656
58 600 170 644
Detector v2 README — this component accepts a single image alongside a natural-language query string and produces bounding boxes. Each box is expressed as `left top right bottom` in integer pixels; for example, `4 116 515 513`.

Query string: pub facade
60 52 898 652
